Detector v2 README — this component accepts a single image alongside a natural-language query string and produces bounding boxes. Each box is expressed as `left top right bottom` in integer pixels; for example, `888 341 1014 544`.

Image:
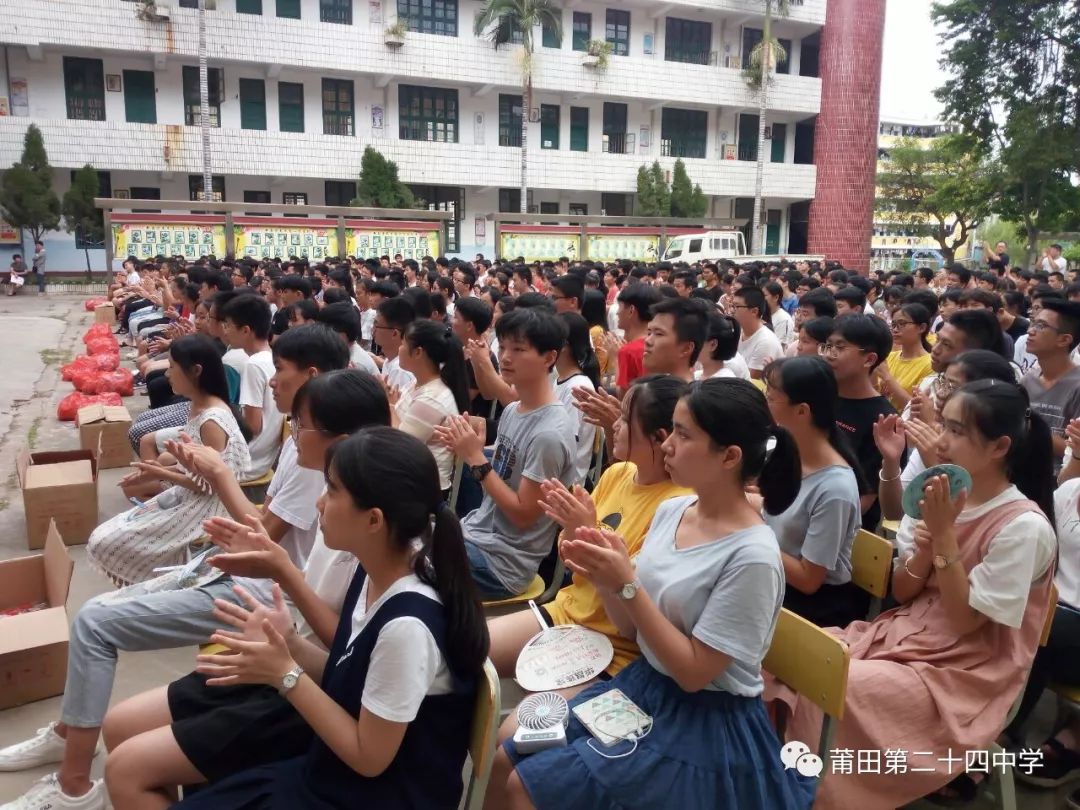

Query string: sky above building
880 0 948 123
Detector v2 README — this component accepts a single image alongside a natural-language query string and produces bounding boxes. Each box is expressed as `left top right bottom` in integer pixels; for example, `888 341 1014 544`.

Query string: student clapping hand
918 473 967 555
571 386 621 433
904 418 942 467
205 514 292 581
539 478 597 540
561 526 635 594
197 584 297 688
432 413 487 465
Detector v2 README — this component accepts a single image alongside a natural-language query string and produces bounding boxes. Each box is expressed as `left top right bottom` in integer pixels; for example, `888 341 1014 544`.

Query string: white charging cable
585 708 654 760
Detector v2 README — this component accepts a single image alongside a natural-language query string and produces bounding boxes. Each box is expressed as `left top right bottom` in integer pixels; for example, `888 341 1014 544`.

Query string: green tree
0 124 61 245
474 0 563 214
352 146 416 208
62 165 105 275
876 133 1000 265
932 0 1079 265
650 161 671 217
670 159 708 218
635 161 671 217
743 0 790 253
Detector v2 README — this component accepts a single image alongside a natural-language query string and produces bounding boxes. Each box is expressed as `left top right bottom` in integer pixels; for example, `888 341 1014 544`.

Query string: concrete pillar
806 0 886 273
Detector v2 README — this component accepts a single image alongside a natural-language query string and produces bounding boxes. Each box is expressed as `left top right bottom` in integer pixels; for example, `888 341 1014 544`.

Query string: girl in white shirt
394 319 470 495
554 312 600 485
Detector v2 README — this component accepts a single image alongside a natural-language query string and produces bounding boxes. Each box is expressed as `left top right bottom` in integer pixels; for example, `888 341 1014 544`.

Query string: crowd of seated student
5 250 1080 810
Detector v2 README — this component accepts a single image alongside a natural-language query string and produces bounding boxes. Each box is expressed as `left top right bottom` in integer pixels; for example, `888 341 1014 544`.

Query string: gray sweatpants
60 574 244 728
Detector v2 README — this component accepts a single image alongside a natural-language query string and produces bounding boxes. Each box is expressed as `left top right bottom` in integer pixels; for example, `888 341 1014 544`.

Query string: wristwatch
470 461 493 482
279 665 304 696
932 554 956 570
617 578 642 601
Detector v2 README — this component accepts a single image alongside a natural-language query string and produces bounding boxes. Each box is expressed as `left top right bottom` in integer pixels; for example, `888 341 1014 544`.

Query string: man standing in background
32 240 46 296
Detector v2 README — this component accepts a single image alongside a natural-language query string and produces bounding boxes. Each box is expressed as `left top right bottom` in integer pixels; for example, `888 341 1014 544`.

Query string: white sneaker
0 774 107 810
0 724 77 772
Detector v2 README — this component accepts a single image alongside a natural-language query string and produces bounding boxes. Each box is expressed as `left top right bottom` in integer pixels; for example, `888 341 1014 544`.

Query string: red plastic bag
82 370 133 397
62 353 119 380
84 297 108 312
83 323 113 343
85 336 119 355
71 367 102 393
57 391 122 421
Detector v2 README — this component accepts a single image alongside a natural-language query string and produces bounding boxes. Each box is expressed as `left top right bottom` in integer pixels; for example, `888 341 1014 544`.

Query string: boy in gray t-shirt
436 308 575 599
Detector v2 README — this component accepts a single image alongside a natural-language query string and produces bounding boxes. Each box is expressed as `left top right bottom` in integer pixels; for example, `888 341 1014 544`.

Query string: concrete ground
0 294 1074 808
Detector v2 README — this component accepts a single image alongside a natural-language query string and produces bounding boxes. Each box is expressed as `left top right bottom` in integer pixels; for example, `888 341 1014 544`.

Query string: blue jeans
36 271 45 292
464 541 517 600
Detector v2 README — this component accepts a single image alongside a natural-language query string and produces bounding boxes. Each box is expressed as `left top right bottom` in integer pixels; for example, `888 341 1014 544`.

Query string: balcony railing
738 143 758 161
602 132 635 155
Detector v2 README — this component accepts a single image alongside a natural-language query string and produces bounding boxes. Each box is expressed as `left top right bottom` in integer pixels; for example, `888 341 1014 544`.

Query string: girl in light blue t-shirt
499 378 815 810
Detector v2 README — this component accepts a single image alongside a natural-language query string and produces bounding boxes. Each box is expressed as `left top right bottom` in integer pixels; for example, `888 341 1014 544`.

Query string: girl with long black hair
556 311 600 485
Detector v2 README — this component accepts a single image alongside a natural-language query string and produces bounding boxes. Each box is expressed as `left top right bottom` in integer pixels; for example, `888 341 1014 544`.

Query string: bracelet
879 467 902 483
903 555 926 580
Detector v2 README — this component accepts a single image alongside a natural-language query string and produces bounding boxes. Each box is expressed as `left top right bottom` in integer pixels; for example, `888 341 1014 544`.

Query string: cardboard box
77 404 133 470
94 303 116 324
17 448 99 549
0 520 75 710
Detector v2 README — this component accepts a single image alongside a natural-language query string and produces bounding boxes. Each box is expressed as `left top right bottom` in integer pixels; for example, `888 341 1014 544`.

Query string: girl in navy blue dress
494 378 816 810
172 427 489 809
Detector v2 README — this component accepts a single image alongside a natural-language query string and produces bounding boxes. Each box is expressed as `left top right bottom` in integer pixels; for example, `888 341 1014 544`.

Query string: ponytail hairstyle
682 378 801 514
327 427 488 677
898 302 933 352
952 380 1055 524
947 349 1015 388
623 374 688 459
558 311 601 388
292 369 391 436
403 319 470 413
763 356 867 493
170 334 251 441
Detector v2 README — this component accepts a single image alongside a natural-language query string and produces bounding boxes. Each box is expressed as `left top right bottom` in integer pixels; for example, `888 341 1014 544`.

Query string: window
542 13 561 47
569 203 587 216
602 102 629 154
182 66 223 127
605 9 630 56
69 170 110 247
540 202 558 214
570 106 589 151
129 186 161 214
665 17 711 65
409 185 463 252
178 0 197 7
123 69 156 124
661 107 707 159
283 192 308 205
188 175 226 202
572 12 591 51
499 188 521 213
737 113 758 161
239 78 267 130
277 0 301 18
322 78 354 135
540 104 559 150
278 82 304 132
399 0 457 36
325 180 356 206
499 94 523 147
601 193 629 216
741 28 790 74
64 57 105 121
770 122 787 163
244 190 271 215
320 0 352 23
236 0 262 13
398 85 458 143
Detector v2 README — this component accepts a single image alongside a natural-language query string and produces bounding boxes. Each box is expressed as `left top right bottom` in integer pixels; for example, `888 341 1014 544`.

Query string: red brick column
807 0 887 274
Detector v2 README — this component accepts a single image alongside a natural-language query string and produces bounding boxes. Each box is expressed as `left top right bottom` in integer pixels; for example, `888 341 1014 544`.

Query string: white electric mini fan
513 692 569 754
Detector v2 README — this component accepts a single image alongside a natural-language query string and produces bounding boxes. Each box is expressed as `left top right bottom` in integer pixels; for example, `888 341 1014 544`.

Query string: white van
661 230 825 265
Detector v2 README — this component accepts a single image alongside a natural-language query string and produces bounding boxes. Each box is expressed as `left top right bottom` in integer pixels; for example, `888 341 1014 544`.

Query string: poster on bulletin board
112 222 226 259
346 225 440 260
498 230 580 262
234 224 339 260
587 234 660 263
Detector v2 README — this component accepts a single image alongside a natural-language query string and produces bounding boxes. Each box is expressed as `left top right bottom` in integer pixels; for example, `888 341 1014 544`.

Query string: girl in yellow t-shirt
486 374 691 685
877 301 934 410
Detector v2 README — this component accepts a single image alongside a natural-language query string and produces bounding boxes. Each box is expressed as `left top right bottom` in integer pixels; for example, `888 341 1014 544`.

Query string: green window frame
64 57 105 121
540 104 559 150
409 185 463 252
665 17 711 65
572 12 591 51
498 188 521 213
320 0 352 24
741 28 790 74
605 9 630 56
122 69 156 124
660 107 707 159
770 122 787 163
276 0 301 18
322 78 354 136
542 13 561 48
398 0 457 36
182 66 223 127
569 106 589 152
236 0 262 14
398 85 458 142
278 81 304 132
540 202 558 214
499 94 523 147
325 180 356 206
239 78 267 130
188 175 226 202
283 192 308 205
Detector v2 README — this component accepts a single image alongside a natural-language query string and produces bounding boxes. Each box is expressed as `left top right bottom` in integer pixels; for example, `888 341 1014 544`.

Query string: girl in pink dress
769 378 1058 809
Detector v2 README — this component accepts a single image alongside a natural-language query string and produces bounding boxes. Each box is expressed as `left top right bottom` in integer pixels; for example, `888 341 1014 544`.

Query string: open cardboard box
0 520 75 710
17 447 99 549
94 303 117 324
77 404 133 470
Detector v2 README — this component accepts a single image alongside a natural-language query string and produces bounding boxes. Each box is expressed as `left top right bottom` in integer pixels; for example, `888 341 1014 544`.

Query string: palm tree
745 0 790 254
474 0 563 214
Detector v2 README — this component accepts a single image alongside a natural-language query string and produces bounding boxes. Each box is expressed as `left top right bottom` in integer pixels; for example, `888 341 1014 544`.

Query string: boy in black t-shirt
822 314 898 530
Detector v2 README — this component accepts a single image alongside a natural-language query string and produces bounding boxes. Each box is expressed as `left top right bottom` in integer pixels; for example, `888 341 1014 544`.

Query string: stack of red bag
56 324 131 418
83 297 108 312
57 391 123 421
